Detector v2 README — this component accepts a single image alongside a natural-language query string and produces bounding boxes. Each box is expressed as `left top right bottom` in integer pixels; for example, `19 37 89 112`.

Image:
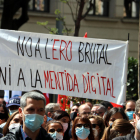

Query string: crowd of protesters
0 90 139 140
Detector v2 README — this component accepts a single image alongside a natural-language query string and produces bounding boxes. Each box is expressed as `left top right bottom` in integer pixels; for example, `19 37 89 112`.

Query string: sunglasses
92 124 99 128
72 109 78 112
49 128 63 133
75 124 90 128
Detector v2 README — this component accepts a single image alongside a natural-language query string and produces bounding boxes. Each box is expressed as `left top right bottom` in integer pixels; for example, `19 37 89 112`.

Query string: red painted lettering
52 39 59 60
101 76 106 95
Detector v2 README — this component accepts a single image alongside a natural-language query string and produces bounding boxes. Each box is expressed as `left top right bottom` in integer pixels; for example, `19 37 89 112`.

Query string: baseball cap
7 97 20 107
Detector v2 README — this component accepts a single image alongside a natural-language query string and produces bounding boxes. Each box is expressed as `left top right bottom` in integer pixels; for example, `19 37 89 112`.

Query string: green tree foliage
37 9 73 35
127 57 138 100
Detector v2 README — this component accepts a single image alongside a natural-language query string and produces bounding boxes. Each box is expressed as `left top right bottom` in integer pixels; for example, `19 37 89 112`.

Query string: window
124 0 139 18
28 0 50 12
0 0 50 12
88 0 109 16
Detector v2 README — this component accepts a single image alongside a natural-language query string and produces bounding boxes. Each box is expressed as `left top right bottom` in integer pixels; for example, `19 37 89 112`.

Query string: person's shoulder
0 133 16 140
0 126 21 140
112 136 126 140
112 133 132 140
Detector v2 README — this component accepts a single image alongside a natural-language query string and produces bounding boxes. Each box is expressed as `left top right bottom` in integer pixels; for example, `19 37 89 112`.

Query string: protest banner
0 29 128 105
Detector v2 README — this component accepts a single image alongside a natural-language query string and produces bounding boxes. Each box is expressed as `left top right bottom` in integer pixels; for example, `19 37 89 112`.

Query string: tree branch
81 0 93 20
76 1 79 20
66 1 75 22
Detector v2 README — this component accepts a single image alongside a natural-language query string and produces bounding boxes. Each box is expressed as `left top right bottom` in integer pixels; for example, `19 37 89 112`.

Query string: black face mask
70 112 77 121
0 113 7 120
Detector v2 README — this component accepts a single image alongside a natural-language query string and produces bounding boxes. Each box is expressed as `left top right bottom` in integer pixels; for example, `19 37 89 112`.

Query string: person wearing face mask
45 120 64 140
104 107 128 127
7 97 20 115
72 116 94 140
0 104 9 133
125 100 136 120
89 115 105 140
102 119 134 140
0 91 53 140
112 99 140 140
2 111 22 136
52 110 70 140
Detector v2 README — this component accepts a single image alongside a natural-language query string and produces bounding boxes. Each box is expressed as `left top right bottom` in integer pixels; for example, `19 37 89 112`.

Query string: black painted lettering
78 42 84 62
85 42 91 63
0 67 6 85
35 70 42 88
99 45 106 64
9 65 11 85
45 38 50 59
35 38 42 58
17 36 25 56
97 44 102 64
25 37 32 57
105 44 112 65
17 68 26 87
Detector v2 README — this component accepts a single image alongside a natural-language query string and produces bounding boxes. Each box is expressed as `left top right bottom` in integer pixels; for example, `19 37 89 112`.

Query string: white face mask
92 128 98 137
9 123 20 130
136 119 140 132
62 122 68 132
50 131 63 140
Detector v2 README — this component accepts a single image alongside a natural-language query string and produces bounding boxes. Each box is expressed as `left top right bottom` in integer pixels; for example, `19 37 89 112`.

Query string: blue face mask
75 126 90 139
10 110 18 115
22 111 44 132
50 131 63 140
126 111 134 120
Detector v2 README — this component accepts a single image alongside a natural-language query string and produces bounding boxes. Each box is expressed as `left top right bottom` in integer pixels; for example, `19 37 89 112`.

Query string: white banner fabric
0 29 128 104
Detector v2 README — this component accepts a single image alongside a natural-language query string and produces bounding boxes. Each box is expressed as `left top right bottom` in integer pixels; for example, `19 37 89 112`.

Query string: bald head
125 100 136 112
78 104 91 117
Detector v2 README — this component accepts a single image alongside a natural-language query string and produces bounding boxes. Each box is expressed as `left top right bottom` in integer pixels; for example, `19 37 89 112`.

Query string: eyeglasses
80 112 91 115
49 128 63 133
75 124 90 128
92 124 99 128
92 111 102 116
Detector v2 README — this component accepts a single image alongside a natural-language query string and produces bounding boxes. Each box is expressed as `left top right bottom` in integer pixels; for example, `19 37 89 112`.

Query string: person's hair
45 103 60 116
104 107 128 127
52 110 70 140
102 127 120 140
0 98 6 106
20 91 46 109
102 119 134 140
72 103 80 107
71 103 80 111
0 104 9 121
89 115 105 139
135 99 140 113
3 111 22 136
92 104 107 113
45 120 63 133
31 90 43 94
100 101 113 109
72 116 94 140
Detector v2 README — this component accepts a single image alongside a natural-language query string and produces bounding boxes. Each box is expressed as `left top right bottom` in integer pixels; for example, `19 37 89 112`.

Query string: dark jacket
0 126 53 140
112 129 135 140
